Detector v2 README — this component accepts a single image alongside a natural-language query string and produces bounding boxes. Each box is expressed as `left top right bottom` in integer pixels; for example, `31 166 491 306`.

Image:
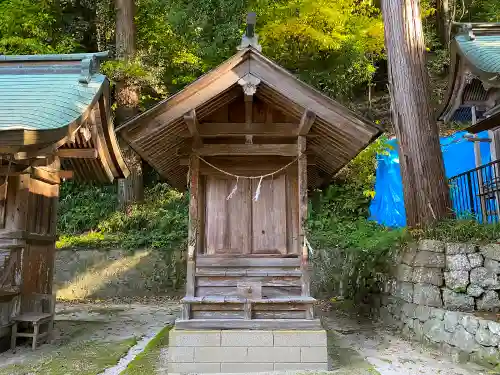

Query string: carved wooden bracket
238 74 261 97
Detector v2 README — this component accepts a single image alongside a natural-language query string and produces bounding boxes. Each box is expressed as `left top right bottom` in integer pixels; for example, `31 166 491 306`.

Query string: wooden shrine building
439 23 500 126
118 18 381 330
0 52 128 344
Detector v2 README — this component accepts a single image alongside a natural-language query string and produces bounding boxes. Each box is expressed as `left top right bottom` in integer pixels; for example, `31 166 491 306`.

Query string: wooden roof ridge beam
297 109 317 135
184 109 203 148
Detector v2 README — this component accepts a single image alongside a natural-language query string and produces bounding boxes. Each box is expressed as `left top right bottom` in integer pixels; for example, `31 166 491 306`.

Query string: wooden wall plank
204 176 227 254
196 276 301 287
196 286 301 298
196 257 300 267
252 175 286 254
228 178 251 254
5 175 29 232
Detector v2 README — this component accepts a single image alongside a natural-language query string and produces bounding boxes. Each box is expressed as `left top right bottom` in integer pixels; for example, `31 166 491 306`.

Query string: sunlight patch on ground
57 250 151 300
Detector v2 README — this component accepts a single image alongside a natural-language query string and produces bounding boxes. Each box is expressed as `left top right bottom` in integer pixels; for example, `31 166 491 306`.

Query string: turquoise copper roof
0 52 109 132
456 34 500 73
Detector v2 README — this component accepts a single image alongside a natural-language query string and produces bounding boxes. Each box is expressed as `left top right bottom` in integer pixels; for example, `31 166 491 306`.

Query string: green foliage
255 0 385 98
316 136 390 219
57 183 188 251
122 325 173 375
309 214 407 301
455 0 500 22
414 218 500 243
58 181 118 234
308 136 407 301
0 0 80 54
101 59 154 86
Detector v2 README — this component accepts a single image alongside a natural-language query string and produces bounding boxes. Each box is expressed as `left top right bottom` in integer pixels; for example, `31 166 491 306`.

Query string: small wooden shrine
118 17 381 330
0 52 128 343
438 23 500 172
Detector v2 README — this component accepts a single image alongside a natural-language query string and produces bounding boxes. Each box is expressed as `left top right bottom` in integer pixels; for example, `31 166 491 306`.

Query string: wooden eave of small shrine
0 52 129 183
466 111 500 134
117 47 382 190
439 23 500 124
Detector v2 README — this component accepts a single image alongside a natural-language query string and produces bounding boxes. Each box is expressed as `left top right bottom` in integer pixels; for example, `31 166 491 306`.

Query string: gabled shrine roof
0 52 107 132
439 23 500 124
117 47 382 190
0 52 129 183
455 34 500 74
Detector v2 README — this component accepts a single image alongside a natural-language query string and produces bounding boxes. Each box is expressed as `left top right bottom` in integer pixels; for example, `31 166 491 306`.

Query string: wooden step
175 318 323 330
182 296 315 304
195 269 301 277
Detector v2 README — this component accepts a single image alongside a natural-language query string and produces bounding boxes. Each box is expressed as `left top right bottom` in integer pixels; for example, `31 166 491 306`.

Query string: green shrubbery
57 183 188 251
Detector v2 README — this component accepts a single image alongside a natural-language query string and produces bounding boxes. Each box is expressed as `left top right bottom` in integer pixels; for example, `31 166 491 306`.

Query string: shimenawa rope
196 154 300 201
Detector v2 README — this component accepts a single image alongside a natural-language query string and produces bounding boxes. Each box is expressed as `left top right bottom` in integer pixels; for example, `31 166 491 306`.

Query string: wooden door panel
227 179 251 254
205 177 227 254
252 175 287 254
205 177 250 254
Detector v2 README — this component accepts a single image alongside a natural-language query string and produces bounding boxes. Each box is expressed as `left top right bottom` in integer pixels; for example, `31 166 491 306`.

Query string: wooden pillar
184 154 200 319
297 137 311 305
471 107 488 222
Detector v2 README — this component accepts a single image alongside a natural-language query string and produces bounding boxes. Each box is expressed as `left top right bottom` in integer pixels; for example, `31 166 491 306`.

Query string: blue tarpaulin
369 131 491 227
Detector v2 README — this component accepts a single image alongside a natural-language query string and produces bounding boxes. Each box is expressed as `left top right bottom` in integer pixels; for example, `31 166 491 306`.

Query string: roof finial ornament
79 55 97 84
461 23 476 41
238 12 262 52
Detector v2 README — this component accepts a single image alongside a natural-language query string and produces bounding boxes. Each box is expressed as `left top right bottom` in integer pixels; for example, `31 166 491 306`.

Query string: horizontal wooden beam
56 148 98 159
59 170 74 179
179 157 316 166
182 123 299 137
0 165 30 176
31 167 60 185
182 144 297 157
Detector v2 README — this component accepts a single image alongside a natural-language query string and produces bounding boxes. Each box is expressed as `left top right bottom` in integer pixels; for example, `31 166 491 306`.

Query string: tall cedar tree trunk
436 0 450 46
115 0 144 208
382 0 451 227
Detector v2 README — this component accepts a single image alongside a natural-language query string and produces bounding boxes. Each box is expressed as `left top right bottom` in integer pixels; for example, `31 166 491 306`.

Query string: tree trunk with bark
382 0 451 227
436 0 450 47
115 0 143 208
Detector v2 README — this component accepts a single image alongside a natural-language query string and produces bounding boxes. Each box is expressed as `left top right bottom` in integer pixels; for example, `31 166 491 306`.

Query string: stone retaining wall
380 239 500 366
54 248 184 300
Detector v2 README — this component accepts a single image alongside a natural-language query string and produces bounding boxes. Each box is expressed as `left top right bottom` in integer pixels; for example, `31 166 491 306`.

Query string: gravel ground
0 300 492 375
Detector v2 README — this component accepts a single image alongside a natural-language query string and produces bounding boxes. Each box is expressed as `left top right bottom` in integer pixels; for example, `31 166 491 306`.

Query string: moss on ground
327 331 381 375
121 325 172 375
0 338 137 375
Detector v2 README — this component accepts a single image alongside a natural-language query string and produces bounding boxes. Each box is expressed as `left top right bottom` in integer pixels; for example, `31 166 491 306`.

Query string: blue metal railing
449 159 500 223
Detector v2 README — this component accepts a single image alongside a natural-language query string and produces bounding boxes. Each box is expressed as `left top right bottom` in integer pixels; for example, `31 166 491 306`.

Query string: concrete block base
167 328 329 374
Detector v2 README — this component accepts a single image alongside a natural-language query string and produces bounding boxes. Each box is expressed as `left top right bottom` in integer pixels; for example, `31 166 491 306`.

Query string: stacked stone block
167 329 328 374
380 239 500 365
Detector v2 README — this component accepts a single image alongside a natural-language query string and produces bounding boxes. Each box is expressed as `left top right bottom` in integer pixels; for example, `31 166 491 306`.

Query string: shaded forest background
1 0 500 298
